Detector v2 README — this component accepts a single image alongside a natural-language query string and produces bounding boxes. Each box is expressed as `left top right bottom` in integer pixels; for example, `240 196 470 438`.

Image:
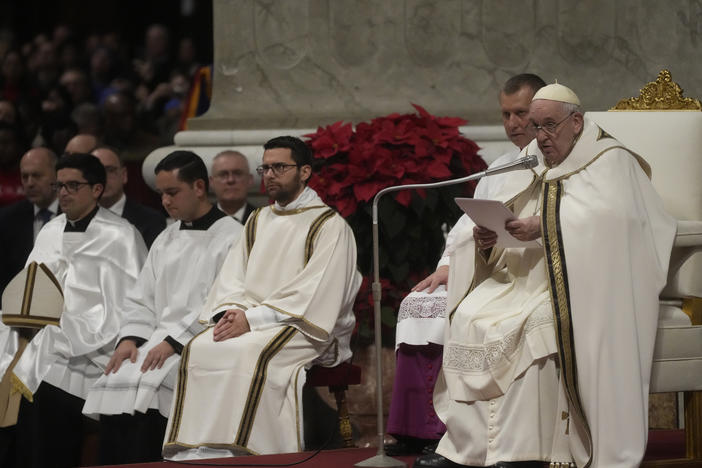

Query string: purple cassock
387 286 448 440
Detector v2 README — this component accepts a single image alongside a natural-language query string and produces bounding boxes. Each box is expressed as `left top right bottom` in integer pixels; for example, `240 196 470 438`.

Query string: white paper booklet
454 198 541 249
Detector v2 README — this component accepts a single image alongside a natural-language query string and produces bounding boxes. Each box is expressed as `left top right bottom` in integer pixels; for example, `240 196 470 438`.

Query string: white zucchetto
532 82 581 106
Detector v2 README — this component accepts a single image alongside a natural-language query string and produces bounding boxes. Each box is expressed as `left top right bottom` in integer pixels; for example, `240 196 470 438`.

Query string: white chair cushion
650 324 702 393
651 359 702 392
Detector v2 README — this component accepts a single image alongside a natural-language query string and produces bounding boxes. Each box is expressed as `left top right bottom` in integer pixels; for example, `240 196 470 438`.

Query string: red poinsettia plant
304 104 486 343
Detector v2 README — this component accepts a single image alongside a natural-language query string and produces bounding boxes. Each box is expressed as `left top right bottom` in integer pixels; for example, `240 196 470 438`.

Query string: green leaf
381 306 397 328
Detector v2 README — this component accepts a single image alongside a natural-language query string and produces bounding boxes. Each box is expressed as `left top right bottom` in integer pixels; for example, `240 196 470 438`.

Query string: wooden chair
306 362 362 448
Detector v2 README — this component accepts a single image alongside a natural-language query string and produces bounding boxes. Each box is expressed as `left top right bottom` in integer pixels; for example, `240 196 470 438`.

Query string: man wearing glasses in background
163 136 361 460
0 153 146 468
210 150 256 224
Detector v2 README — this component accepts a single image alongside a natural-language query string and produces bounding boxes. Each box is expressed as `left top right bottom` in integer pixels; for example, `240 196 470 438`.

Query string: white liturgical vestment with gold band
436 119 676 468
2 208 146 402
163 187 361 459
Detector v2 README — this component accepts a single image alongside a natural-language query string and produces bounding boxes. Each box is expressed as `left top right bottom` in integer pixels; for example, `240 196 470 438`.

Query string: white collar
218 202 247 222
106 193 127 216
273 186 318 211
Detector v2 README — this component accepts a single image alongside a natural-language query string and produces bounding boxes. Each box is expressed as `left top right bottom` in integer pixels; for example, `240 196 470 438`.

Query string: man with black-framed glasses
0 153 147 468
163 136 362 460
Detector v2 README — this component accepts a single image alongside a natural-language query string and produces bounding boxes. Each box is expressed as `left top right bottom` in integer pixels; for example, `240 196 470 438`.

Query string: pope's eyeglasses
529 112 574 135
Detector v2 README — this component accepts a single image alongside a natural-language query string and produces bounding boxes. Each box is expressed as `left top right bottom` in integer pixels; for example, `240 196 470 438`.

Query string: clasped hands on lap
213 308 251 342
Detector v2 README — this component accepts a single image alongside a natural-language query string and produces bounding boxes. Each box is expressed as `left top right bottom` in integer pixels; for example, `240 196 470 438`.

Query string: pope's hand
141 340 175 372
473 226 498 250
213 309 251 342
105 339 138 374
505 215 541 241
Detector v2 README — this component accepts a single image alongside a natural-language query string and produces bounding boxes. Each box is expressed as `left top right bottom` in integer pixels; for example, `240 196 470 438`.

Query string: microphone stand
355 155 538 468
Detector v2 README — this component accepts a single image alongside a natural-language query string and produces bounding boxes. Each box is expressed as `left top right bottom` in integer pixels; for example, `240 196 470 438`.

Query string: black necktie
36 208 52 227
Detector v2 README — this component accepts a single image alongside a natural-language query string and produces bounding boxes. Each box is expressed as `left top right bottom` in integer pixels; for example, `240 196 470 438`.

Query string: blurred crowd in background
0 20 212 208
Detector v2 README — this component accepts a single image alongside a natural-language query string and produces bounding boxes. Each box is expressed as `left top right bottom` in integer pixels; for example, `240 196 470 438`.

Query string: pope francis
414 84 676 468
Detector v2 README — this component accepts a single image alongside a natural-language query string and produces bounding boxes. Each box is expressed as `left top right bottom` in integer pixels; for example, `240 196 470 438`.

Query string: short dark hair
502 73 546 96
56 153 106 188
154 150 209 192
263 136 313 168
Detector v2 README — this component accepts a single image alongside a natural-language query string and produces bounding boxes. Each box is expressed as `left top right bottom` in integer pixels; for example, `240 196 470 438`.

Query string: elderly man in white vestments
414 84 676 468
163 136 361 460
0 153 146 468
387 74 546 456
82 150 243 464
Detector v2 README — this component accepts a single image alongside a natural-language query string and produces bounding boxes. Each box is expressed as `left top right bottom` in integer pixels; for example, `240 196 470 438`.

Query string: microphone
484 153 538 176
360 153 540 467
372 154 539 214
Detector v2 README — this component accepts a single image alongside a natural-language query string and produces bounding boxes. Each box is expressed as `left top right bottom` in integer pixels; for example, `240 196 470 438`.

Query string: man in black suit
0 147 58 296
91 146 166 248
210 150 256 224
0 147 58 466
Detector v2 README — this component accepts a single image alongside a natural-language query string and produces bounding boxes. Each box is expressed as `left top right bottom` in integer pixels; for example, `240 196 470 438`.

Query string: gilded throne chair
588 70 702 467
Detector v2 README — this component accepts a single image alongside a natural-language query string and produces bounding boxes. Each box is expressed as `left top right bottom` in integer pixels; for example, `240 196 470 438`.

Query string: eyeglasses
213 169 248 181
255 163 298 176
529 113 574 135
51 181 91 193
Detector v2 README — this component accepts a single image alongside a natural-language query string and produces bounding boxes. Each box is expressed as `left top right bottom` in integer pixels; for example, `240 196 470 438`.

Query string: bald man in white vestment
0 153 146 468
83 150 243 464
163 136 361 460
414 84 676 468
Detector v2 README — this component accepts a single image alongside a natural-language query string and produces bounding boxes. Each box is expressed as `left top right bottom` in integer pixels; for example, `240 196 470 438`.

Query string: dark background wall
0 0 213 63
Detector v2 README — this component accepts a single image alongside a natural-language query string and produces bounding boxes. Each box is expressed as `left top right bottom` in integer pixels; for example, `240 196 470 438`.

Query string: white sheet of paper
454 198 541 248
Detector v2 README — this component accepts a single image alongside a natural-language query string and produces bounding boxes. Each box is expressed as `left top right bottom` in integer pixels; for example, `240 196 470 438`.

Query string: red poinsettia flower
304 121 353 159
305 104 486 336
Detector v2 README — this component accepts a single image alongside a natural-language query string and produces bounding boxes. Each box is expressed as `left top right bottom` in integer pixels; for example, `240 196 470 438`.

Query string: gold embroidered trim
245 208 263 256
304 209 335 265
542 181 593 468
270 205 327 216
2 316 60 328
260 303 329 340
235 326 297 447
166 326 211 443
293 365 304 451
10 373 33 403
21 262 37 316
